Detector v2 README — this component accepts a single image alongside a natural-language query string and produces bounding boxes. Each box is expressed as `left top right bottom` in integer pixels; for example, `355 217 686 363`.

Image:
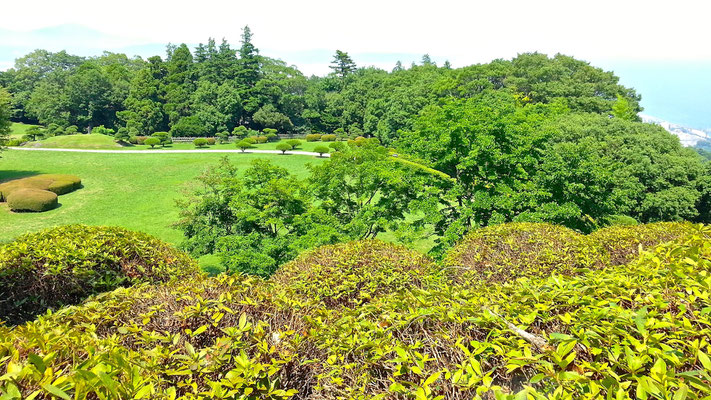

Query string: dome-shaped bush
273 240 433 308
443 222 595 283
588 222 700 266
0 225 201 325
6 188 58 212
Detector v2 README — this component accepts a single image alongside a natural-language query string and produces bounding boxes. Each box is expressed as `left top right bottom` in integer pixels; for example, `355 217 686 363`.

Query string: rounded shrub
254 135 268 144
286 139 301 149
443 222 595 283
305 133 322 142
588 222 700 266
314 145 329 156
245 137 257 144
144 137 160 148
321 134 337 142
206 137 216 145
236 140 253 151
273 240 433 308
0 225 201 325
193 138 208 148
265 133 278 142
276 142 292 154
135 136 148 145
7 189 58 212
6 139 23 146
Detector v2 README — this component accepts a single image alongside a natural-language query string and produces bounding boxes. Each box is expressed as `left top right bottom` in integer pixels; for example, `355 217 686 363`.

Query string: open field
20 133 341 152
0 149 325 244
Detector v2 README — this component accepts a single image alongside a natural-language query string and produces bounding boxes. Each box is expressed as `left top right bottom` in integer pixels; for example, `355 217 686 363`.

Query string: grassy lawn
22 134 124 149
0 149 325 245
9 122 41 139
22 134 340 152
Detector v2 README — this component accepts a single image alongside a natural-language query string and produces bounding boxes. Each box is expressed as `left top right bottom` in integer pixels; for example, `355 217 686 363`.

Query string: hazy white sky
1 0 709 75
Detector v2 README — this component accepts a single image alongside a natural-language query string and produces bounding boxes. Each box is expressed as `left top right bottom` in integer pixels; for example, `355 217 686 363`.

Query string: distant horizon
2 22 710 131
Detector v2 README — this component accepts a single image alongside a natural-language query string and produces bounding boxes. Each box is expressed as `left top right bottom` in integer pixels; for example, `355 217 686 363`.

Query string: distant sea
599 60 711 131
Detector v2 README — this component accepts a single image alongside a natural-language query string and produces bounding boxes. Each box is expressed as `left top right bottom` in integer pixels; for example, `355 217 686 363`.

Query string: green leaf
42 384 71 400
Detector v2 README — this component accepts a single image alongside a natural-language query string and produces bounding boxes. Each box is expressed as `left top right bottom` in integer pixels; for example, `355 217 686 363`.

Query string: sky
1 0 710 128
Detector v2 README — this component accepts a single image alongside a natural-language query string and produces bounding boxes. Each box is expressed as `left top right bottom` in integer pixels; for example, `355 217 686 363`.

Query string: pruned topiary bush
305 133 321 142
273 240 434 308
588 221 700 266
0 174 81 201
0 225 201 325
6 188 58 212
443 222 595 283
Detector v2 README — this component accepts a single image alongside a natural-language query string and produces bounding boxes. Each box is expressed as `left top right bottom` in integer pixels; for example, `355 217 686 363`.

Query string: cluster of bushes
0 174 81 212
442 221 699 283
0 225 200 325
192 138 216 148
306 133 338 142
1 222 708 398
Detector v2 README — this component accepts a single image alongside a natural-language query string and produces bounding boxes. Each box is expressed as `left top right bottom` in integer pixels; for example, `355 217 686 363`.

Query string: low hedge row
0 225 201 325
1 227 710 398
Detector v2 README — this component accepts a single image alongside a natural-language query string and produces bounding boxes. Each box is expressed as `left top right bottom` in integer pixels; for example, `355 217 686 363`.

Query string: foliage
442 222 594 283
275 142 291 154
320 134 336 142
313 145 329 156
193 138 208 148
144 137 160 148
2 224 711 398
305 133 321 142
235 140 252 151
285 139 301 149
151 131 172 146
170 116 207 137
0 225 200 325
273 240 433 308
0 87 11 153
6 188 58 212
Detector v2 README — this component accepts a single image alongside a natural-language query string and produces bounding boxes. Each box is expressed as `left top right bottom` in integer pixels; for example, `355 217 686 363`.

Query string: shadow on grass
0 170 42 183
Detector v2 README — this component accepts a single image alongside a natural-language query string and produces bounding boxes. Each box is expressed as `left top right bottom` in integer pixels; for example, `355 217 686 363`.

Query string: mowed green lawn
0 149 325 244
23 133 123 149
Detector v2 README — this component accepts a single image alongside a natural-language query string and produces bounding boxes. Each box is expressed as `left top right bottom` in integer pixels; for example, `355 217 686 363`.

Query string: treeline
0 26 641 144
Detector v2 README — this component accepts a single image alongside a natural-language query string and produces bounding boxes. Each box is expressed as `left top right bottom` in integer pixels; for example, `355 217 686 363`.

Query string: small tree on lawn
193 138 208 148
23 126 44 141
314 145 329 157
115 127 131 142
276 142 291 154
152 132 171 147
232 126 248 139
145 137 160 148
217 131 230 144
236 140 252 152
286 139 301 149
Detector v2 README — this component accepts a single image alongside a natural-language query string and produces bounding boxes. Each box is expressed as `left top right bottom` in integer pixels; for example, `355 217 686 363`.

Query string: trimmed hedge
320 134 337 142
2 227 711 398
6 188 58 212
588 221 699 266
273 240 434 308
0 174 81 201
0 225 201 325
305 133 322 142
443 222 594 283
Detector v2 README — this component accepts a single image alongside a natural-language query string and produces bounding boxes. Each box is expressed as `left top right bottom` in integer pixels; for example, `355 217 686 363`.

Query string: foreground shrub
273 240 433 308
236 140 253 151
320 134 337 142
144 137 160 148
276 142 291 154
588 221 699 266
305 133 321 142
4 227 711 398
0 225 200 325
6 188 58 212
286 139 301 149
193 138 208 148
309 224 711 398
0 274 316 399
442 222 594 283
206 137 216 145
135 135 148 145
